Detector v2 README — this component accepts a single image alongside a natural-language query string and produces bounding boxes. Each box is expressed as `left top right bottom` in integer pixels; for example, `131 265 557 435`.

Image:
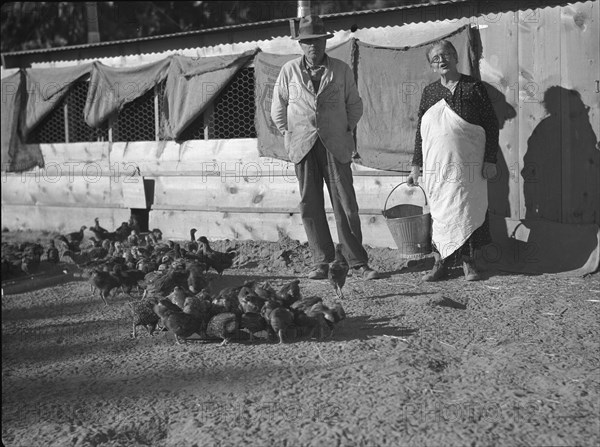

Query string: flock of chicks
9 217 348 345
139 278 346 345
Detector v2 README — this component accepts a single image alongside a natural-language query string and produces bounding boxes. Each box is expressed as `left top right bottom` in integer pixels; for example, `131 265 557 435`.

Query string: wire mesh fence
26 66 257 144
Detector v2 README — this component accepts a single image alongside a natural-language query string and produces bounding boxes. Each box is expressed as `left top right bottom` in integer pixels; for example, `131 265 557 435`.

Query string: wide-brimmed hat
293 15 334 40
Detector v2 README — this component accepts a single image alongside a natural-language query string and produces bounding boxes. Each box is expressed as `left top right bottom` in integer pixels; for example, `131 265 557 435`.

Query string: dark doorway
129 179 155 232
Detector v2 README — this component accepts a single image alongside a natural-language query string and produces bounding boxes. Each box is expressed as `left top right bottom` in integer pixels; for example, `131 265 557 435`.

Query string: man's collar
302 54 329 70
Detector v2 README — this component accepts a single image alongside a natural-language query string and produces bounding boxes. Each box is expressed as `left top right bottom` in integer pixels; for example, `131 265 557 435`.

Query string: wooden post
203 103 214 140
63 100 69 143
154 86 160 141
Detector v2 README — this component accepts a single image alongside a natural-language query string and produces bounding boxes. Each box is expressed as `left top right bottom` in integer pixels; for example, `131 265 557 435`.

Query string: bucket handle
383 182 428 215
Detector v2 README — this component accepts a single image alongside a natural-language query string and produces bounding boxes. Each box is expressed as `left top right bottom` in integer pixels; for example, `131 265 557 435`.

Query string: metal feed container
382 182 432 258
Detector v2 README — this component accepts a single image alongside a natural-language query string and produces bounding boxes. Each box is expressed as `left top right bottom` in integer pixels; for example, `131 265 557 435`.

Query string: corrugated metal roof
1 1 470 57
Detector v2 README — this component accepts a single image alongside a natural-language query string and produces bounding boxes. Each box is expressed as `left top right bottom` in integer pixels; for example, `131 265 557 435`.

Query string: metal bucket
382 182 432 258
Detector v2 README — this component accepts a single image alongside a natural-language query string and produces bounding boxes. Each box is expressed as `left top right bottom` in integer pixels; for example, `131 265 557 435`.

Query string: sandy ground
2 231 599 447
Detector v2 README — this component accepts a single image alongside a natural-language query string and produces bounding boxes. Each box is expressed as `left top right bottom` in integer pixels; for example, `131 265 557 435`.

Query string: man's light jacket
270 55 363 164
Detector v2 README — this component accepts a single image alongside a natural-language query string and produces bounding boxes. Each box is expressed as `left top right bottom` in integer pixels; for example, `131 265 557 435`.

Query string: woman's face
429 45 458 76
300 37 327 65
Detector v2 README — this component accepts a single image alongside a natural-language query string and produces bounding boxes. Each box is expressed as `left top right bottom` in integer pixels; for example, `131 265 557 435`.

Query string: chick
46 241 60 263
240 312 268 342
275 279 302 307
291 296 329 339
112 264 145 295
262 301 295 344
153 298 183 316
251 281 278 301
88 269 121 305
237 286 266 314
308 301 346 339
183 295 212 338
185 228 198 253
129 297 160 338
127 230 140 247
153 299 201 344
65 226 87 246
206 312 239 346
21 254 38 275
197 236 237 275
186 262 209 294
168 285 188 309
144 267 189 297
212 282 254 314
328 244 349 299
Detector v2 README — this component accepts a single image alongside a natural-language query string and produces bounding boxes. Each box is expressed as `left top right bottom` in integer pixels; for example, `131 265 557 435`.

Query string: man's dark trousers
294 138 368 269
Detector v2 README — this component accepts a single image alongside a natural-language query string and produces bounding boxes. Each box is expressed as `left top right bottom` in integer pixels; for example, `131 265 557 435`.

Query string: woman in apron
407 40 499 281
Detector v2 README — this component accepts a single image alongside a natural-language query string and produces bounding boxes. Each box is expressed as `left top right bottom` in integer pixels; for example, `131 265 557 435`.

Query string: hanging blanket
162 49 258 139
355 24 477 171
84 59 171 128
421 99 487 260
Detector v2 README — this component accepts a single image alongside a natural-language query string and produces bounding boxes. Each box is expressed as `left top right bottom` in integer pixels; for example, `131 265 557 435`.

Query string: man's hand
482 162 497 180
407 166 420 186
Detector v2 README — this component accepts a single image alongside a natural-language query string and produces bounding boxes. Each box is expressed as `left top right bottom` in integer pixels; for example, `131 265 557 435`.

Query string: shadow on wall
522 86 599 225
480 86 600 274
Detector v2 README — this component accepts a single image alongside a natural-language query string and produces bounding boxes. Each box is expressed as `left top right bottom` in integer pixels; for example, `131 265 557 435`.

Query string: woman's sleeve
475 82 500 164
411 89 428 168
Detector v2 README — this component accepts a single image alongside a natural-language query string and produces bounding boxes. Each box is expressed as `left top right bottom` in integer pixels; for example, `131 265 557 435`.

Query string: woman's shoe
462 256 481 281
423 254 448 282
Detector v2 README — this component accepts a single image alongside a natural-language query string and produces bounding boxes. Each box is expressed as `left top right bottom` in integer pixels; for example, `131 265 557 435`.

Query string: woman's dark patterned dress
412 74 500 258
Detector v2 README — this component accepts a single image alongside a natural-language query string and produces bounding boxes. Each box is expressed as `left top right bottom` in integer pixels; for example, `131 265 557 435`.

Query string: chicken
183 295 212 337
89 217 114 241
114 221 132 242
291 296 329 339
328 244 349 299
266 306 295 344
88 269 121 305
184 228 198 253
65 226 87 246
153 298 183 315
275 279 302 307
186 262 209 294
153 299 201 344
206 312 239 346
168 285 188 308
251 281 278 301
142 267 189 298
237 286 266 314
127 230 140 246
197 236 237 275
240 312 268 342
55 235 78 254
307 301 346 339
21 241 44 262
20 254 39 275
212 282 255 314
261 300 294 344
46 240 60 263
113 264 145 295
129 297 160 338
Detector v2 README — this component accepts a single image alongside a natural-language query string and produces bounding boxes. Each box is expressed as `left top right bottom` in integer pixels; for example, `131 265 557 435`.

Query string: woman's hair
426 40 458 63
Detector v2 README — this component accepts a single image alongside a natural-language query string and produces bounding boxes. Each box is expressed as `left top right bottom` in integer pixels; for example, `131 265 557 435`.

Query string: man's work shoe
462 257 482 281
423 258 448 282
308 265 329 280
355 265 380 280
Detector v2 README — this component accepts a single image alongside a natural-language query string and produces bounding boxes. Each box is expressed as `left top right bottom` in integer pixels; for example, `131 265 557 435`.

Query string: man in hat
271 15 380 280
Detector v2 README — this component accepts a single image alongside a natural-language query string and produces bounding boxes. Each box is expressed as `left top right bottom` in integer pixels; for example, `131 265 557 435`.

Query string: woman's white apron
421 99 487 260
